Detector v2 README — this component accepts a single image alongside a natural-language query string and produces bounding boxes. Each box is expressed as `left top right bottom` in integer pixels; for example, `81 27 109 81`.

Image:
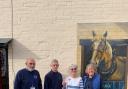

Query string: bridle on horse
92 40 117 80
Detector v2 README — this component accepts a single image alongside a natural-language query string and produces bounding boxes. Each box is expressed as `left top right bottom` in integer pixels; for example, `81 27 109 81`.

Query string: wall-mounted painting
78 23 128 89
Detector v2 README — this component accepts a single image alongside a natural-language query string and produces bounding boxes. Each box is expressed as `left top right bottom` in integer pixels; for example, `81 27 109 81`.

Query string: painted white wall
0 0 128 89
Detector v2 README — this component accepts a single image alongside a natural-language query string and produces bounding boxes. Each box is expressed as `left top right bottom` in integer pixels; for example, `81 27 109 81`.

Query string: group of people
14 58 101 89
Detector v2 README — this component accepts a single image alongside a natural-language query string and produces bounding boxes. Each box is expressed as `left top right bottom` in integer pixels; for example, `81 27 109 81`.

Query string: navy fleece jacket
14 68 42 89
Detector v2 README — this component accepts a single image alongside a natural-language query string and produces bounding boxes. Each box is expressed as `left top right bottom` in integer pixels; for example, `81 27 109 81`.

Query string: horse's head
91 31 112 66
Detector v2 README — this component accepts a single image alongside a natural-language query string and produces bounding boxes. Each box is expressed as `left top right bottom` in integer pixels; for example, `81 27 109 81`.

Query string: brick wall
0 0 128 89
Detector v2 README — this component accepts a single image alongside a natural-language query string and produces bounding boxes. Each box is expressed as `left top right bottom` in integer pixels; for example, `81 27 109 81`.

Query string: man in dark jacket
14 58 42 89
44 59 63 89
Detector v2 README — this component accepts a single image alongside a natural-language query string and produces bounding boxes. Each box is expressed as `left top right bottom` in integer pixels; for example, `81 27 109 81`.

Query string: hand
89 75 93 78
62 80 67 86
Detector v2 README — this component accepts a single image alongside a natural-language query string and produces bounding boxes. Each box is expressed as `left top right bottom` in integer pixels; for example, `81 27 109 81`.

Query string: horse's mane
105 41 112 60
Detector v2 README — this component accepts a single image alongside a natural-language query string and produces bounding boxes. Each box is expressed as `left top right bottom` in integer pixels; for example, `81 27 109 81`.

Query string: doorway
0 38 12 89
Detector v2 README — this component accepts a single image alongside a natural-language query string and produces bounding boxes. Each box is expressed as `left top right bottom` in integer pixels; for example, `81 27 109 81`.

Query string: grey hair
51 59 59 64
85 63 97 73
25 57 35 64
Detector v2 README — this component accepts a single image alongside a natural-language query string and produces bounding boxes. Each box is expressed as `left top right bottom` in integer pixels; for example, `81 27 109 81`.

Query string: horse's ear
103 31 107 37
92 31 96 37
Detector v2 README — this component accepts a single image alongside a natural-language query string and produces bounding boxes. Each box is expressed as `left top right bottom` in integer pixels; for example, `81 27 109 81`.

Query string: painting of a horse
90 31 127 80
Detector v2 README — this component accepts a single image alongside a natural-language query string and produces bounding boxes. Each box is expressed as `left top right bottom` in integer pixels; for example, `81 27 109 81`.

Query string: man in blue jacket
44 59 63 89
14 58 42 89
83 63 101 89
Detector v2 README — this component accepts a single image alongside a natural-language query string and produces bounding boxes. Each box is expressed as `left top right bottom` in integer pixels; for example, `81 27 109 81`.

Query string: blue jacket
14 68 42 89
82 73 101 89
44 70 63 89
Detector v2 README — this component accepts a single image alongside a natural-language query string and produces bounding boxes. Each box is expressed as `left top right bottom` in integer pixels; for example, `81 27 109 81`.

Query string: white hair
69 64 78 70
85 63 97 73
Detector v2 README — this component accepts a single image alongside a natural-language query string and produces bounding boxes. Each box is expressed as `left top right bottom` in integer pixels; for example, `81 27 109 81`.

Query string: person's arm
79 78 84 89
62 80 66 89
14 71 22 89
37 72 42 89
62 77 68 89
44 75 50 89
60 74 63 88
100 75 102 89
95 74 101 89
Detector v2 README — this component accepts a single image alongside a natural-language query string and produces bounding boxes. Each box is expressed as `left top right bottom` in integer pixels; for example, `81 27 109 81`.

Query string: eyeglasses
53 64 59 67
29 63 35 65
70 68 77 71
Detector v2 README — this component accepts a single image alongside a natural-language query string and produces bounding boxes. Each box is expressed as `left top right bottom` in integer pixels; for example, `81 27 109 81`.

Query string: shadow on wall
12 39 40 60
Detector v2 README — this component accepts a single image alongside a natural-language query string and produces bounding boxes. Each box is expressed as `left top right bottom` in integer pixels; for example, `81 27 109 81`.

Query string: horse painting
90 31 127 80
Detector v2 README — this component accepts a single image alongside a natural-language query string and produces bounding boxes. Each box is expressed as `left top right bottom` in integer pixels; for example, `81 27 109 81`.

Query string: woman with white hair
83 63 101 89
63 64 83 89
